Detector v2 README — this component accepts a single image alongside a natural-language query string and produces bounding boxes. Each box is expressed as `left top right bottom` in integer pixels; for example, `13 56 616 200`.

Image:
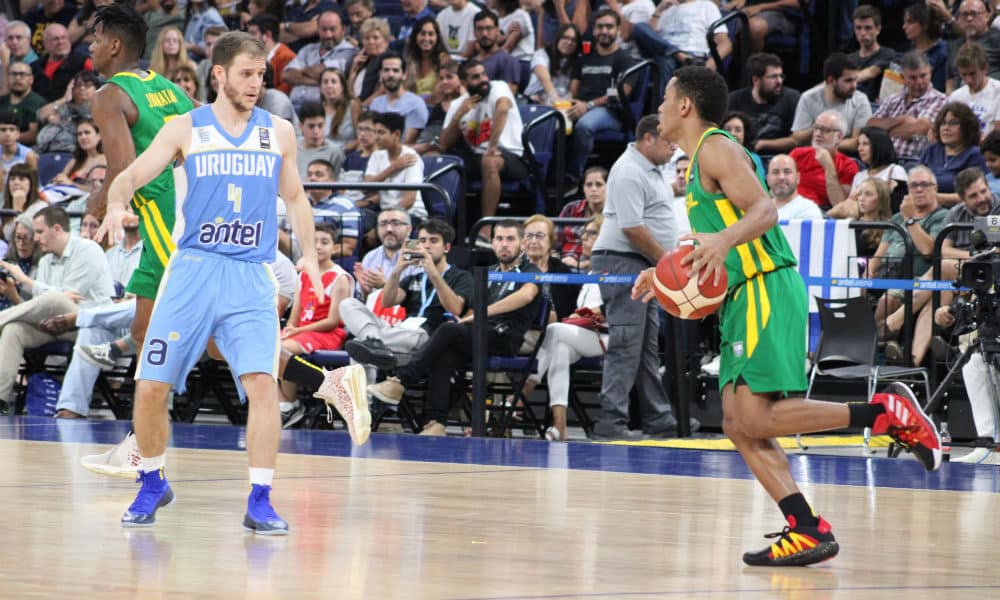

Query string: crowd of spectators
1 1 1000 438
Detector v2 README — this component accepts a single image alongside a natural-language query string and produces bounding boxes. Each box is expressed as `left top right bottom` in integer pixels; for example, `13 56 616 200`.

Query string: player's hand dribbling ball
653 245 728 319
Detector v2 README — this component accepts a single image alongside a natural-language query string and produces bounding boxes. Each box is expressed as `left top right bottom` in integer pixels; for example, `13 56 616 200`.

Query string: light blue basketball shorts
136 248 279 394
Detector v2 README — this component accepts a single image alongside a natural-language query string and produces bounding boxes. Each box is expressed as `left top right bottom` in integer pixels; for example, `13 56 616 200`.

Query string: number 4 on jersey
228 183 243 213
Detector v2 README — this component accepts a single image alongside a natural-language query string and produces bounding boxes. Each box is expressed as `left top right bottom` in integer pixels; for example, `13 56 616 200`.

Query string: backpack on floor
24 373 61 417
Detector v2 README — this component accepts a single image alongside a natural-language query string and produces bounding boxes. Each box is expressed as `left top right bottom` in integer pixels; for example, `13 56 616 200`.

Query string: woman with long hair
854 177 893 261
51 119 106 194
722 111 765 175
523 22 580 104
903 2 948 91
404 17 450 97
171 64 202 102
558 165 605 269
1 163 43 243
849 127 907 191
320 68 360 150
919 101 988 206
150 26 195 78
413 62 464 154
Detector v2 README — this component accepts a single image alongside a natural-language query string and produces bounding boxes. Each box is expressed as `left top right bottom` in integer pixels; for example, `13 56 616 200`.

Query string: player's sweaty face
221 54 266 111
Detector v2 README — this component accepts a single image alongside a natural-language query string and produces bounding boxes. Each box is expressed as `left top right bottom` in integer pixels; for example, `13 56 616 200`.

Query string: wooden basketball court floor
2 417 1000 599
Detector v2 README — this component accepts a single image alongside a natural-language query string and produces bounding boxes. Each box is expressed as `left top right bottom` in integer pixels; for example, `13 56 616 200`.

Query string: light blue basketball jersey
174 106 281 262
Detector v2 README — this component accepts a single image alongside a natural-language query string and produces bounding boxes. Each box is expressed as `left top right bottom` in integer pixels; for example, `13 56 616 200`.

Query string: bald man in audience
767 154 824 220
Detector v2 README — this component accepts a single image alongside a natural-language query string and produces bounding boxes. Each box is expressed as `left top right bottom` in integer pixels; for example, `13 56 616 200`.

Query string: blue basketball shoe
243 484 289 535
121 469 175 527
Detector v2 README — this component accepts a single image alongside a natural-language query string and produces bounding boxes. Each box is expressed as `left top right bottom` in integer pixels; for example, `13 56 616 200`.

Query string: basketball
652 245 728 319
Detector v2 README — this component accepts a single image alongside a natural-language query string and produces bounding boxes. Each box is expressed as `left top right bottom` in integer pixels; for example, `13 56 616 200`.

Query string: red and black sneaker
742 515 839 567
870 382 942 471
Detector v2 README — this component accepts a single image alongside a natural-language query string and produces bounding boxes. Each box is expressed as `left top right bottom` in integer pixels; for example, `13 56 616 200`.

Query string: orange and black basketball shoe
742 515 839 567
870 382 942 471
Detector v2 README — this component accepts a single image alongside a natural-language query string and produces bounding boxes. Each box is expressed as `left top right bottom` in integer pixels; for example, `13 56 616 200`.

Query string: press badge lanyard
418 266 450 317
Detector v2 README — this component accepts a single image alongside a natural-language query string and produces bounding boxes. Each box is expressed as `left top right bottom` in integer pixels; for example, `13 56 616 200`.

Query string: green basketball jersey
684 128 797 289
108 70 194 267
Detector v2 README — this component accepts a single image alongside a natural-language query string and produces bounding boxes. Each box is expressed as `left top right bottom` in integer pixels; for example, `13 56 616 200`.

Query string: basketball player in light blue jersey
98 32 368 535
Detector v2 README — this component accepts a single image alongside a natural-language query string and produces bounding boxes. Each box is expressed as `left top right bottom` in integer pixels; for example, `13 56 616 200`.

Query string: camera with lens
0 266 10 281
952 216 1000 344
959 216 1000 292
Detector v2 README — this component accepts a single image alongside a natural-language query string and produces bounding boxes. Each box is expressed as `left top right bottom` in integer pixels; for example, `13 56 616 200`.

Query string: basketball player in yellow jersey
632 67 942 567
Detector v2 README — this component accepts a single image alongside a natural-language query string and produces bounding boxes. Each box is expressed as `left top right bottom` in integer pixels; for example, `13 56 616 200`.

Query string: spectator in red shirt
790 110 858 210
30 24 93 102
559 165 607 270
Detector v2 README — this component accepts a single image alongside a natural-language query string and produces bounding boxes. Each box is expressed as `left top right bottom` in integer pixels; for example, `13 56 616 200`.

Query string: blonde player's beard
223 82 256 113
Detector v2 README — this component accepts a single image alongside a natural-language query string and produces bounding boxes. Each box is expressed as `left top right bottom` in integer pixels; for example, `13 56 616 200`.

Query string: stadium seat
422 153 464 227
707 11 751 92
480 297 552 438
798 296 931 452
594 60 654 146
517 59 531 94
36 152 72 186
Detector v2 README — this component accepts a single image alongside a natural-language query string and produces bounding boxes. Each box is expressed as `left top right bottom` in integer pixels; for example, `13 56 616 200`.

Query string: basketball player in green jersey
79 6 369 476
87 5 193 352
632 67 942 567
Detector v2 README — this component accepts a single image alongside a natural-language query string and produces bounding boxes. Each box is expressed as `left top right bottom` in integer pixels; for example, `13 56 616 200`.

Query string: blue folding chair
422 154 464 227
708 11 751 91
594 60 654 146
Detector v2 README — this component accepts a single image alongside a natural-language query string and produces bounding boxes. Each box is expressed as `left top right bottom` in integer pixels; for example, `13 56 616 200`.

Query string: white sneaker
314 365 371 446
545 426 564 441
78 343 116 370
279 400 299 414
953 447 994 464
80 432 140 478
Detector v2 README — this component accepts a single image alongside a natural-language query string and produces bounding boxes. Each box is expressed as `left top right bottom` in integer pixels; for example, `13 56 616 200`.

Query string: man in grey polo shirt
590 114 679 440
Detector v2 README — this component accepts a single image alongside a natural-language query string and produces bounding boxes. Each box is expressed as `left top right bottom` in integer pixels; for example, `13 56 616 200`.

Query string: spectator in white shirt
436 0 481 57
438 59 529 242
768 154 825 220
492 0 535 60
948 41 1000 136
364 111 428 221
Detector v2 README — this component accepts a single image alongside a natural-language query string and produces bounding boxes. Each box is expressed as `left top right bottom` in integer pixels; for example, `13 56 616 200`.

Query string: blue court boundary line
488 271 961 291
3 418 998 494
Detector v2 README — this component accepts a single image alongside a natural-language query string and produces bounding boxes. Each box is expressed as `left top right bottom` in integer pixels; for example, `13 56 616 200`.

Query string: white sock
141 454 166 473
249 467 274 487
